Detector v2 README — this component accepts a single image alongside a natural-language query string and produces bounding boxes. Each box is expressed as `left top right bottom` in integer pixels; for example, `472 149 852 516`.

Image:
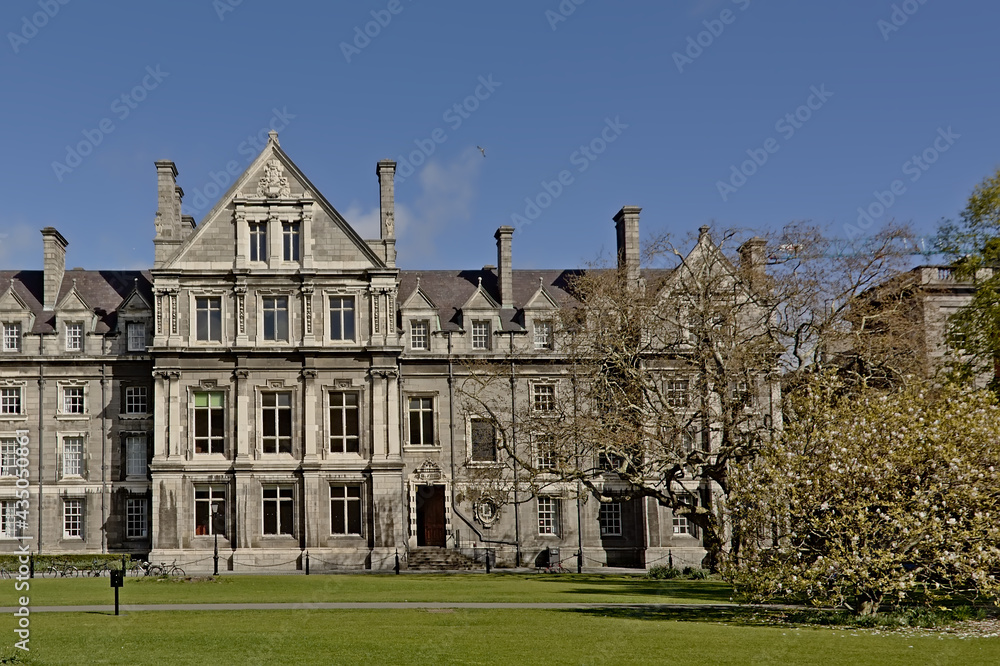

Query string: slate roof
0 270 153 334
398 268 672 332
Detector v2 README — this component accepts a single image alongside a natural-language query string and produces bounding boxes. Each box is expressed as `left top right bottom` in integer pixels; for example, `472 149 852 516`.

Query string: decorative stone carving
256 160 291 198
474 498 500 528
416 459 443 482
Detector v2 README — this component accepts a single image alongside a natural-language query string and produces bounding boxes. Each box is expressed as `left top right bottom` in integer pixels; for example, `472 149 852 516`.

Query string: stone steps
406 547 482 571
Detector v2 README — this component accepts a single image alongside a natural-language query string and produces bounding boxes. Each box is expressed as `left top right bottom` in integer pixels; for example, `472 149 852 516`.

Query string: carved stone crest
256 160 291 198
416 459 443 482
474 497 500 528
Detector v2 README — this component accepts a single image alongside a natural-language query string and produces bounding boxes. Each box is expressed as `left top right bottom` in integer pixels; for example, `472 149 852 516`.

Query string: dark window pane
263 502 277 534
422 410 434 443
210 308 221 341
280 501 293 535
347 486 361 499
210 408 224 437
197 310 208 340
332 505 345 534
347 501 361 535
278 409 292 437
409 417 420 445
343 304 355 340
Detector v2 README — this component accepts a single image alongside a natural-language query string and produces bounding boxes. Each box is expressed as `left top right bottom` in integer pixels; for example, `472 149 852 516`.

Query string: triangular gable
165 135 385 269
460 279 500 311
55 283 92 313
117 283 152 313
524 282 559 311
0 285 30 314
662 230 743 296
400 286 437 311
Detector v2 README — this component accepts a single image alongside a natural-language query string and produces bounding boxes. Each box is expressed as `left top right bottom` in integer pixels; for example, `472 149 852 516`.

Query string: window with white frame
249 221 267 262
532 384 556 412
0 438 16 477
262 392 292 454
282 222 300 262
62 437 84 477
193 392 225 454
665 379 690 408
126 322 146 352
126 497 147 538
0 387 21 415
599 502 622 536
125 435 146 477
196 297 223 342
263 485 294 535
63 498 83 538
65 323 82 352
469 418 496 463
329 391 360 454
0 500 20 538
125 386 147 415
471 320 490 350
535 434 556 471
673 512 692 536
194 485 227 536
262 296 289 342
408 397 434 446
410 321 429 350
533 321 553 350
330 484 362 535
329 296 356 341
62 386 84 414
537 496 558 535
2 323 20 352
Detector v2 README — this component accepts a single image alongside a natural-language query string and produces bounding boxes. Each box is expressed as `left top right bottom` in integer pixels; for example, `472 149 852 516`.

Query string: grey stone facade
0 133 755 571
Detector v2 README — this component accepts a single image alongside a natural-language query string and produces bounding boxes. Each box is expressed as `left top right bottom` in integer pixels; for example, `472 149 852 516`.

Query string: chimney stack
614 206 641 284
376 160 397 267
40 227 68 311
153 160 184 268
739 237 768 290
495 226 514 308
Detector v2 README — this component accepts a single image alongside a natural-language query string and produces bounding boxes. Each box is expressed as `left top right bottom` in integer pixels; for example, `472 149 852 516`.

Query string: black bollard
305 551 310 576
485 549 491 574
28 554 33 579
394 551 400 575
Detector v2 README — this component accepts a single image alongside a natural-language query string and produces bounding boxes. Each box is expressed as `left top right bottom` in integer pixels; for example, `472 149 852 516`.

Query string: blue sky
1 0 997 270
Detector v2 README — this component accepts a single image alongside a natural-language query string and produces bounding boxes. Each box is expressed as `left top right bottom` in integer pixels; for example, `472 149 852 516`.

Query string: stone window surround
0 381 27 420
255 383 297 457
123 431 148 479
59 431 87 479
187 387 230 458
465 415 499 466
188 289 229 346
125 496 148 539
261 483 297 538
323 381 366 459
56 380 89 419
325 289 362 345
404 392 439 449
256 289 294 345
329 481 365 538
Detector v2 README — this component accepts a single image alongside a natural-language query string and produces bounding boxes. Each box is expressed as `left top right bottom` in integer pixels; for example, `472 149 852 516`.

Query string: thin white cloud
0 225 38 269
343 147 483 266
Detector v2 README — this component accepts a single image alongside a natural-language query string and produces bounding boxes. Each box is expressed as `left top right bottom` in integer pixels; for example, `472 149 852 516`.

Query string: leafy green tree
939 167 1000 389
727 376 1000 615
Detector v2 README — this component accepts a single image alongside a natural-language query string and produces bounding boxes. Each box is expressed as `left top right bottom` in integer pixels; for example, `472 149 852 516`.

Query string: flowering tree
728 377 1000 614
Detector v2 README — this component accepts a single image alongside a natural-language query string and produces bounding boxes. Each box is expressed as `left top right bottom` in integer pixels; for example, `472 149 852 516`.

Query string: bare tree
458 223 918 570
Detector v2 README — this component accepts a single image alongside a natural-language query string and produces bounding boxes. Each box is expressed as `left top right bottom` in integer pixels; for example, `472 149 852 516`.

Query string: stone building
0 133 771 571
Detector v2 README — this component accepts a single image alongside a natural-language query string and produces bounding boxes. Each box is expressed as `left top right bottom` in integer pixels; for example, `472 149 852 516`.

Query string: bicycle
86 559 111 577
144 560 185 577
41 561 79 578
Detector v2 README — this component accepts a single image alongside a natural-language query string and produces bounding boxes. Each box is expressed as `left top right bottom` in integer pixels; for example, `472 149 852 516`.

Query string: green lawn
2 609 997 665
3 573 733 606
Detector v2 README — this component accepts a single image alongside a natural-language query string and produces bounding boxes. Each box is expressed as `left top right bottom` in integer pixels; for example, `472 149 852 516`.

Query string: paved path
0 601 753 613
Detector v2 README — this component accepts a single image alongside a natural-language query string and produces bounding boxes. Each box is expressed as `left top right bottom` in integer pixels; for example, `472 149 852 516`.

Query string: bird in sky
477 146 486 157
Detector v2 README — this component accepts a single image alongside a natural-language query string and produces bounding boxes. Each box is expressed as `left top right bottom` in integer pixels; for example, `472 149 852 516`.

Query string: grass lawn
2 573 733 606
2 608 997 665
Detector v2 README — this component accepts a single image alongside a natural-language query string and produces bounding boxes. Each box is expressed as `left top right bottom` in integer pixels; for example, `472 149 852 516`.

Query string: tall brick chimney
153 160 184 268
40 227 68 311
614 206 641 284
376 160 397 267
495 226 514 309
739 237 768 291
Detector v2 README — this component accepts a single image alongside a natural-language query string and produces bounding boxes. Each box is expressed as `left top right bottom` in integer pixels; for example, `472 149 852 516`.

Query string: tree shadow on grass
532 575 733 604
565 605 786 628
